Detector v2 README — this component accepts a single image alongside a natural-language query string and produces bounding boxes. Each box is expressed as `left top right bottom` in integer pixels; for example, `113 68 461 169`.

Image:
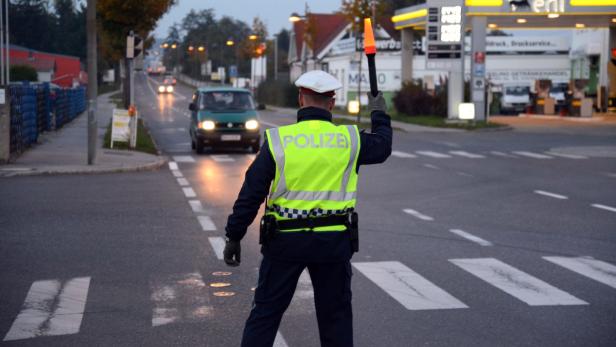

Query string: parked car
501 85 530 114
189 87 261 153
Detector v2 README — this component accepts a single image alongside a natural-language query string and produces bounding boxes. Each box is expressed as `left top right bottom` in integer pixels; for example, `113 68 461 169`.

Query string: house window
321 63 329 72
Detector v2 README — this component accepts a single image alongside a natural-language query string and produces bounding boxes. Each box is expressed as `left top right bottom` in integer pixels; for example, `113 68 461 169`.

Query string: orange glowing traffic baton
364 18 378 97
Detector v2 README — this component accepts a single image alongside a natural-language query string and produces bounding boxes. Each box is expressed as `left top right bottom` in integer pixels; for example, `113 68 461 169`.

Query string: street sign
229 65 238 78
126 34 143 59
425 0 464 71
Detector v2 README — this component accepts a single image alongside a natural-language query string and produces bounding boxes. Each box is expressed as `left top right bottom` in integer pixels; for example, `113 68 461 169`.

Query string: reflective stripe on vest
266 121 360 227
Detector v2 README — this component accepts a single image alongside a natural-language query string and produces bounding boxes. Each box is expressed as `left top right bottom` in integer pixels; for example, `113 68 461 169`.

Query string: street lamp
226 38 235 46
289 13 302 22
198 46 205 52
248 34 258 41
288 3 310 73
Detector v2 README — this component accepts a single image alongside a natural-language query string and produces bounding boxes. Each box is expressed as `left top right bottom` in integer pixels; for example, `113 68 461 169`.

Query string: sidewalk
0 92 165 177
266 105 463 133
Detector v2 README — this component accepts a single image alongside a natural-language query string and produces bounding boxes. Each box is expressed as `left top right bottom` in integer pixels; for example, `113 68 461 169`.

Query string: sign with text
111 109 131 148
426 0 464 70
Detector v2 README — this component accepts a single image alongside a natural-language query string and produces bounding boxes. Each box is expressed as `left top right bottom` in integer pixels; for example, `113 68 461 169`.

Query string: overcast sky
154 0 342 39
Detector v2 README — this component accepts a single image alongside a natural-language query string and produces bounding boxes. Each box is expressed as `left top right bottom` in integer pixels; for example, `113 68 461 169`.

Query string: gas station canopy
393 0 616 29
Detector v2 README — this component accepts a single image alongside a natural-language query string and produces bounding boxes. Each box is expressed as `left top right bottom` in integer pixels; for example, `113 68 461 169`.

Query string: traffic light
611 48 616 66
126 34 143 59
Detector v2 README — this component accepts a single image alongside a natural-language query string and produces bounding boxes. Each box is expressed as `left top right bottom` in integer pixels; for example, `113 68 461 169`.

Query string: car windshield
505 86 529 96
199 91 254 111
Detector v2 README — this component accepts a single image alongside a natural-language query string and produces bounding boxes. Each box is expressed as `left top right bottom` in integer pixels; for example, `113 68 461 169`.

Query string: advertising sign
111 109 131 148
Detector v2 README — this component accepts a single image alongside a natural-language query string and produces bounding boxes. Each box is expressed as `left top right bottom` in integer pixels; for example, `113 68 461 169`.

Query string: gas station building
392 0 616 120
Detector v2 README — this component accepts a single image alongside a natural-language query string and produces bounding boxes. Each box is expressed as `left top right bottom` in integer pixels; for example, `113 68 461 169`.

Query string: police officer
223 70 392 347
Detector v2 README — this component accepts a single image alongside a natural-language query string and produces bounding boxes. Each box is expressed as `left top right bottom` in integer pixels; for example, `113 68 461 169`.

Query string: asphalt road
1 73 615 346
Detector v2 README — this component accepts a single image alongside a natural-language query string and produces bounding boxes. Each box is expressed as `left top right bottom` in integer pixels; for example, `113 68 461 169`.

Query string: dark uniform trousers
241 257 354 347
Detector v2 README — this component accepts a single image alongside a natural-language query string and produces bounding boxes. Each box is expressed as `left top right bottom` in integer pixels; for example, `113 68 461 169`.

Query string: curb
474 125 514 132
0 157 167 178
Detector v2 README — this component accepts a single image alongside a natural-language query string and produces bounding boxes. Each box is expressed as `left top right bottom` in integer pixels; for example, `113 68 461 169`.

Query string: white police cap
295 70 342 95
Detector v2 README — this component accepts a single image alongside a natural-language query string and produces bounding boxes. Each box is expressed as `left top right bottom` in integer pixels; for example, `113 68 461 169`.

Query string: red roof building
9 45 85 87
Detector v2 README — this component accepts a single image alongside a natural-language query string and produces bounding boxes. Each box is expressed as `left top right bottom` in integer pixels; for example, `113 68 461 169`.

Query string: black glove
223 238 241 267
368 91 386 113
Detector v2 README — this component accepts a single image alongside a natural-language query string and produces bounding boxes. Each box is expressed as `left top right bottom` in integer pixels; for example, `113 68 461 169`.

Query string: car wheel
195 139 205 154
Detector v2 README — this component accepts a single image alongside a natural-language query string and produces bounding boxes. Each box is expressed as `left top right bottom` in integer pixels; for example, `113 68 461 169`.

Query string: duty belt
276 214 350 231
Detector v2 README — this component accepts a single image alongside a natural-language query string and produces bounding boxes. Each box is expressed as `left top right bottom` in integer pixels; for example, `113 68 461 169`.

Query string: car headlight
200 120 215 130
245 119 259 130
158 85 165 93
166 85 174 93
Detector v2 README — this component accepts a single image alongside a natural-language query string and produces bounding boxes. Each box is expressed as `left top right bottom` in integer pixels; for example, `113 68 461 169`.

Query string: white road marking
151 273 212 327
403 208 434 221
208 237 225 260
456 172 474 177
188 200 205 213
211 155 235 162
449 150 485 159
449 229 493 246
440 141 460 148
490 151 517 158
198 216 217 231
173 155 195 163
177 178 189 186
4 277 91 341
543 256 616 290
591 204 616 213
171 170 183 178
423 164 440 170
274 331 289 347
545 152 587 159
416 151 451 158
450 258 587 306
183 187 196 198
353 261 467 310
534 190 568 200
512 151 553 159
168 161 178 171
391 150 417 158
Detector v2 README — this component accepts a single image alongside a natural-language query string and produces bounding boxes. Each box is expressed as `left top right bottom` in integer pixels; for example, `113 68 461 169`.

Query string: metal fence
9 82 86 155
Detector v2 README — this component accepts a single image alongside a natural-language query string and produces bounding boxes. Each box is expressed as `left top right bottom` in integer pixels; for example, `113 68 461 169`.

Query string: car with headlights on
189 87 261 153
158 78 175 93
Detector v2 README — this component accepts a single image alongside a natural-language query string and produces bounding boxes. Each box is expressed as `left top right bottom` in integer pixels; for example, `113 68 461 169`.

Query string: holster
349 212 359 253
259 214 278 245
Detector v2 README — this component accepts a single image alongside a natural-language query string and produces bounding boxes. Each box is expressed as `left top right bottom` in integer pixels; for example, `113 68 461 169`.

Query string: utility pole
274 35 278 81
86 0 97 165
0 0 10 163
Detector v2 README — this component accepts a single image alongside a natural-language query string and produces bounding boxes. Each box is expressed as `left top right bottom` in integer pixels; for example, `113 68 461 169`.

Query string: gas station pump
534 80 555 115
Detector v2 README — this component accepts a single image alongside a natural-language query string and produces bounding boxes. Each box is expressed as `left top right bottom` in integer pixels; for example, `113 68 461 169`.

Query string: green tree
10 65 38 82
9 0 57 53
97 0 177 62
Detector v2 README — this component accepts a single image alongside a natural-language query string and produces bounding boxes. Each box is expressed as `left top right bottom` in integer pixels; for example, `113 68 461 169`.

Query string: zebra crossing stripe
449 151 485 159
173 155 195 163
353 261 468 310
543 256 616 290
171 170 183 178
188 200 205 213
182 187 196 198
177 178 189 186
274 331 289 347
450 258 587 306
211 155 235 162
168 161 179 170
416 151 452 158
4 277 91 341
208 237 225 260
545 152 587 159
512 151 553 159
391 150 417 158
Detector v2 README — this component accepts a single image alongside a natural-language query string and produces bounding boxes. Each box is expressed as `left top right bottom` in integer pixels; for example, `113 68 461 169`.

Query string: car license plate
221 134 241 141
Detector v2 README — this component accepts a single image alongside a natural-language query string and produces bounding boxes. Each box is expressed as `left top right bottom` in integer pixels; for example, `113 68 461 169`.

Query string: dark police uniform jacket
225 106 392 263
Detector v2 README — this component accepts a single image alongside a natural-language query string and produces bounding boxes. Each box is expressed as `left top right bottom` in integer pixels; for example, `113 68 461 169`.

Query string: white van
501 85 530 114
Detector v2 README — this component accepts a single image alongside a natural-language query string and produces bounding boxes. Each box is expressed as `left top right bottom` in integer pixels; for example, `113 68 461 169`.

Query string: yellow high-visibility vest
265 120 360 232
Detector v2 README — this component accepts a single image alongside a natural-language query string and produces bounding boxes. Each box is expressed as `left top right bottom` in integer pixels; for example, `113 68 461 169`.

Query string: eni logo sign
508 0 565 12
